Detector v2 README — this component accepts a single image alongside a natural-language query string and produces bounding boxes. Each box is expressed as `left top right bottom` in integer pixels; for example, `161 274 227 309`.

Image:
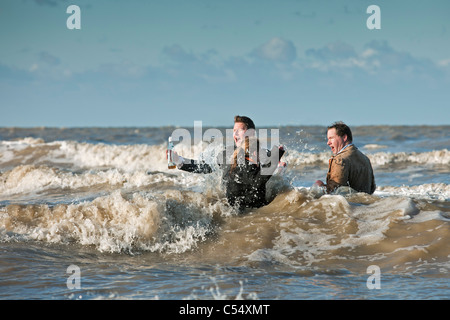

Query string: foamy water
0 126 448 300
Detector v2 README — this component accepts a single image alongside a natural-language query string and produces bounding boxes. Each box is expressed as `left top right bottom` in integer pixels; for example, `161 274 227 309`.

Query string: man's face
233 122 248 147
327 128 347 155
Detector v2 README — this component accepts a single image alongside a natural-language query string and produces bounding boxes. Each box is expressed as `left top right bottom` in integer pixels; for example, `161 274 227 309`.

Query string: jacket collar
336 143 354 155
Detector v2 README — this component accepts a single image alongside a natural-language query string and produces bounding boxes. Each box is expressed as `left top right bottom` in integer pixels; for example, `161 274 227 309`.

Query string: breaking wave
285 149 450 166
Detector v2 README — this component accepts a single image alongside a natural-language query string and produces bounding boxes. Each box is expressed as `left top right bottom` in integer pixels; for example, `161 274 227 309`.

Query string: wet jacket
326 144 376 194
179 146 284 211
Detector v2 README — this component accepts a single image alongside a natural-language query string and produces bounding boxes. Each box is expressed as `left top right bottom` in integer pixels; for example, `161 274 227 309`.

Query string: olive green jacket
326 144 376 194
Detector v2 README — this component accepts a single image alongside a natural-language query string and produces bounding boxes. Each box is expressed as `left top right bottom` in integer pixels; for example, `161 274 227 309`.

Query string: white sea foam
55 140 169 172
0 189 223 254
1 137 448 171
1 138 448 202
284 148 450 166
368 149 450 166
376 183 450 201
247 190 424 267
0 138 218 172
0 164 208 199
362 144 388 150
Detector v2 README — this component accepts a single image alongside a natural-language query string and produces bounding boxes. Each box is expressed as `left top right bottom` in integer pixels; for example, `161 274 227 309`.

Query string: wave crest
0 190 225 254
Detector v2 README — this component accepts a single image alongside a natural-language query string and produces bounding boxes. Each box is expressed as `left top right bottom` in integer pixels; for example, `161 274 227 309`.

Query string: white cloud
302 40 442 79
361 48 376 58
438 58 450 67
29 63 39 72
251 37 297 63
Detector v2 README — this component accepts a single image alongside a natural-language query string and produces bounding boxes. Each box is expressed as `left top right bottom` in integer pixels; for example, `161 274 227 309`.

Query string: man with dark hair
234 115 255 130
315 121 376 194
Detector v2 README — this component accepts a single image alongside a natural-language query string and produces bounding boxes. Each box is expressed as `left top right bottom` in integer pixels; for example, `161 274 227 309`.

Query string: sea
0 125 448 302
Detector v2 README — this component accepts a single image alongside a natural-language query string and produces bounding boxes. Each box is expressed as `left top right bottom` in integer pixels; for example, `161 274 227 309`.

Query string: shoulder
333 146 355 166
347 145 370 161
340 145 372 166
339 145 358 160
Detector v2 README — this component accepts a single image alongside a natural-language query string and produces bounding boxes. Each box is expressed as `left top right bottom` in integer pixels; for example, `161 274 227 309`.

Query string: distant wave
1 138 448 175
0 164 197 197
285 149 450 166
376 183 450 201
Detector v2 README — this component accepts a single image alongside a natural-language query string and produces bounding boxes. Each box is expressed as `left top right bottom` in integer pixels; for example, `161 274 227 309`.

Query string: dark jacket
179 146 284 211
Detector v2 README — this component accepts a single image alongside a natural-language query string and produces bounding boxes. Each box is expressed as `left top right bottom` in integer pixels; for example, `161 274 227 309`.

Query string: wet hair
231 136 260 171
327 121 353 143
234 115 255 130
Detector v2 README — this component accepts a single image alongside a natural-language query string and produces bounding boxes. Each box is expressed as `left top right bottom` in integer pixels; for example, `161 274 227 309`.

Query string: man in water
167 115 286 211
315 121 376 194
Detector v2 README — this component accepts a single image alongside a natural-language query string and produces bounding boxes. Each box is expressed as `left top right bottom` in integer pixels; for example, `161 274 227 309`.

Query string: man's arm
178 158 213 174
167 149 215 174
326 157 349 193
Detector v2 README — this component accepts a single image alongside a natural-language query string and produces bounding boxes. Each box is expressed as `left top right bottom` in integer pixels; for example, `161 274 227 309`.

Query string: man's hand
166 149 183 165
314 180 325 187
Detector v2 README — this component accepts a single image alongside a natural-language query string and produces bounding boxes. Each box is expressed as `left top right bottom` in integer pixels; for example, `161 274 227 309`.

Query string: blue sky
1 0 449 127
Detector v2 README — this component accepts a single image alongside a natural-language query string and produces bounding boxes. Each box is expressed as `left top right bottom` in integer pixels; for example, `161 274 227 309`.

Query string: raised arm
167 149 213 174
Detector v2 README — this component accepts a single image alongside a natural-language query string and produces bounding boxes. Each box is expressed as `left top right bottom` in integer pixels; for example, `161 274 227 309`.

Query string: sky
1 0 449 127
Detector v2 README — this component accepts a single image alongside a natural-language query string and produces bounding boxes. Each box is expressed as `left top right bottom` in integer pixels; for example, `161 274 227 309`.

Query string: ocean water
0 125 448 301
